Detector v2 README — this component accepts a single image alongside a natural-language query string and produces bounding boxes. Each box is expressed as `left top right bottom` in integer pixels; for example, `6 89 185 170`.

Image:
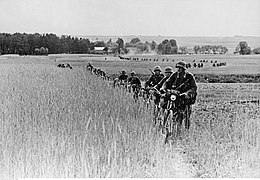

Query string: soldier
128 71 141 94
151 67 174 125
113 69 128 88
145 66 164 89
154 66 174 92
161 60 197 130
118 69 128 81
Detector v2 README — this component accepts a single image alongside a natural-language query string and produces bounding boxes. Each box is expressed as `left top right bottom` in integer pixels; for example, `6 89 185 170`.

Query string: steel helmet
153 66 162 72
130 71 136 75
122 69 126 73
164 66 173 73
176 61 187 70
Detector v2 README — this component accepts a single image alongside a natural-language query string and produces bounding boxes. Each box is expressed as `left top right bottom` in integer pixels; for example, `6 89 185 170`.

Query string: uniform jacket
154 76 170 90
119 74 128 81
128 76 141 85
162 71 197 103
145 74 164 87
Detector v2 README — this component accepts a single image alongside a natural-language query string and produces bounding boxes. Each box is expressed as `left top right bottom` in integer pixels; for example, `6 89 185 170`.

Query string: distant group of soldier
86 63 109 80
57 63 73 69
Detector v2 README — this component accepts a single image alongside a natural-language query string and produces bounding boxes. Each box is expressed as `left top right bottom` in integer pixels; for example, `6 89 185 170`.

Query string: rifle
149 68 155 75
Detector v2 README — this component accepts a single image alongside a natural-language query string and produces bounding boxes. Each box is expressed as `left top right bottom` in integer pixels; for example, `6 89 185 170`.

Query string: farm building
92 47 108 54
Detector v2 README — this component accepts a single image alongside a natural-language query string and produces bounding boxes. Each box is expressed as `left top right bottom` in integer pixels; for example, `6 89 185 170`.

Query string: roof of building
94 47 105 51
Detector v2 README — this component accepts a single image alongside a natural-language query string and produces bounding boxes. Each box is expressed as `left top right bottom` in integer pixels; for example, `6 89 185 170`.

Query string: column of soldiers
86 63 109 80
114 61 198 138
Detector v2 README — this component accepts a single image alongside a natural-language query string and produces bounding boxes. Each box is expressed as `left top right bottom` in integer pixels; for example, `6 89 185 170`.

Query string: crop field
0 55 260 178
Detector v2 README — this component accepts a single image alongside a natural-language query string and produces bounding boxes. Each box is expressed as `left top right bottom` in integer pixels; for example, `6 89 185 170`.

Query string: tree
169 39 177 47
179 46 188 54
162 39 169 45
252 48 260 54
193 45 200 54
130 38 141 44
236 41 251 55
150 41 157 51
116 38 124 49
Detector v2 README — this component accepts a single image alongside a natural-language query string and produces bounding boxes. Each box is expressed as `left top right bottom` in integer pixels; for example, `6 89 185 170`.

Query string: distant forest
0 33 92 55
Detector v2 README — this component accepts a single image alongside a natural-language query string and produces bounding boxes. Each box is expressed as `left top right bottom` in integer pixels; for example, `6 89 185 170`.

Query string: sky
0 0 260 37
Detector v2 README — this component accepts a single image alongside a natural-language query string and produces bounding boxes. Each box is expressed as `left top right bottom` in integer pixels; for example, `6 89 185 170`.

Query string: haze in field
0 0 260 37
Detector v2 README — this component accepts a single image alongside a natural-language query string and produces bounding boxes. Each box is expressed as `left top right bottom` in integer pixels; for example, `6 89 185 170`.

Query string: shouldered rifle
149 68 155 75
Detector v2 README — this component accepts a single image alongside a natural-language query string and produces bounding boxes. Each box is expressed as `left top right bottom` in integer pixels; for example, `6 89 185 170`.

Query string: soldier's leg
176 110 184 136
185 105 192 129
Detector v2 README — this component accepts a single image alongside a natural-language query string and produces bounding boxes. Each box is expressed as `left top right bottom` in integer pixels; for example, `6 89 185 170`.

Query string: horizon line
1 32 260 38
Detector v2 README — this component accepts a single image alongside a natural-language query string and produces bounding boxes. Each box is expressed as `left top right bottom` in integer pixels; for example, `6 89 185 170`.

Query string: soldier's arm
154 78 164 90
186 75 197 94
162 73 175 90
145 75 153 87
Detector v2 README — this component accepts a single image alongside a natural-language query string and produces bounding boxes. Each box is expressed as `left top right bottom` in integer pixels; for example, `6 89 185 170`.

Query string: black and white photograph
0 0 260 178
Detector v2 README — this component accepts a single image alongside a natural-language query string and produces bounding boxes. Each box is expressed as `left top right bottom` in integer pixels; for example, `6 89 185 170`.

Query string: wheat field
0 61 259 178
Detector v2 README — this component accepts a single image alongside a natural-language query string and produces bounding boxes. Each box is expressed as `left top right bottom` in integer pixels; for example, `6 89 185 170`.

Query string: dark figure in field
93 68 97 75
213 63 216 67
113 69 128 87
100 70 107 79
193 63 197 68
145 66 164 89
87 63 94 71
144 66 164 104
161 60 197 130
66 63 72 69
128 71 141 93
154 67 174 105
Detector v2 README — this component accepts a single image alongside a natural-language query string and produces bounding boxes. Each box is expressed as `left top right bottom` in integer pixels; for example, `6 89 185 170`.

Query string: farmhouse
93 47 107 54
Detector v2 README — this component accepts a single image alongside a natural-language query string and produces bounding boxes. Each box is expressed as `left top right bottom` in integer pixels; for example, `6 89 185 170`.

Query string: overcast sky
0 0 259 37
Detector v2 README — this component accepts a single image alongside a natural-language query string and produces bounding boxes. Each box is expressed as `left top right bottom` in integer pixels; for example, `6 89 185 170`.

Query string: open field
1 54 260 83
1 53 260 75
0 56 260 178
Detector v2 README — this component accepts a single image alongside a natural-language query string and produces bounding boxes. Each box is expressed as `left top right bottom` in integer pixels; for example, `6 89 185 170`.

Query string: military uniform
118 74 128 81
162 71 197 104
155 76 170 91
145 74 164 88
128 76 141 86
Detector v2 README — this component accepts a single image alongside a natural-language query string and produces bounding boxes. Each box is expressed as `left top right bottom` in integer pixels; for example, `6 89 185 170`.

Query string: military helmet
176 60 187 70
130 71 136 75
122 69 126 73
164 66 173 73
153 66 162 72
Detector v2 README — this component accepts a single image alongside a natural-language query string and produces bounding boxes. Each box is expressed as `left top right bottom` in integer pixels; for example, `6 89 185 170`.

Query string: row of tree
125 37 178 54
234 41 260 55
193 45 228 54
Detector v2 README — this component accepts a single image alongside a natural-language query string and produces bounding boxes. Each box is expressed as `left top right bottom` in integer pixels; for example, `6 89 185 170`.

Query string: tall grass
0 64 194 178
1 64 259 178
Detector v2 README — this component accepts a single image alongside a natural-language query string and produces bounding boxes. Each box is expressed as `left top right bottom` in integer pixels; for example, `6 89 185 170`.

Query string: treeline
234 41 260 55
125 37 178 54
193 45 228 54
0 33 93 55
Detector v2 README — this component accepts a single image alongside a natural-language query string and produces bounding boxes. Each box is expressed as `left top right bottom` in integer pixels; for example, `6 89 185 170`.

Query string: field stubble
0 64 259 178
